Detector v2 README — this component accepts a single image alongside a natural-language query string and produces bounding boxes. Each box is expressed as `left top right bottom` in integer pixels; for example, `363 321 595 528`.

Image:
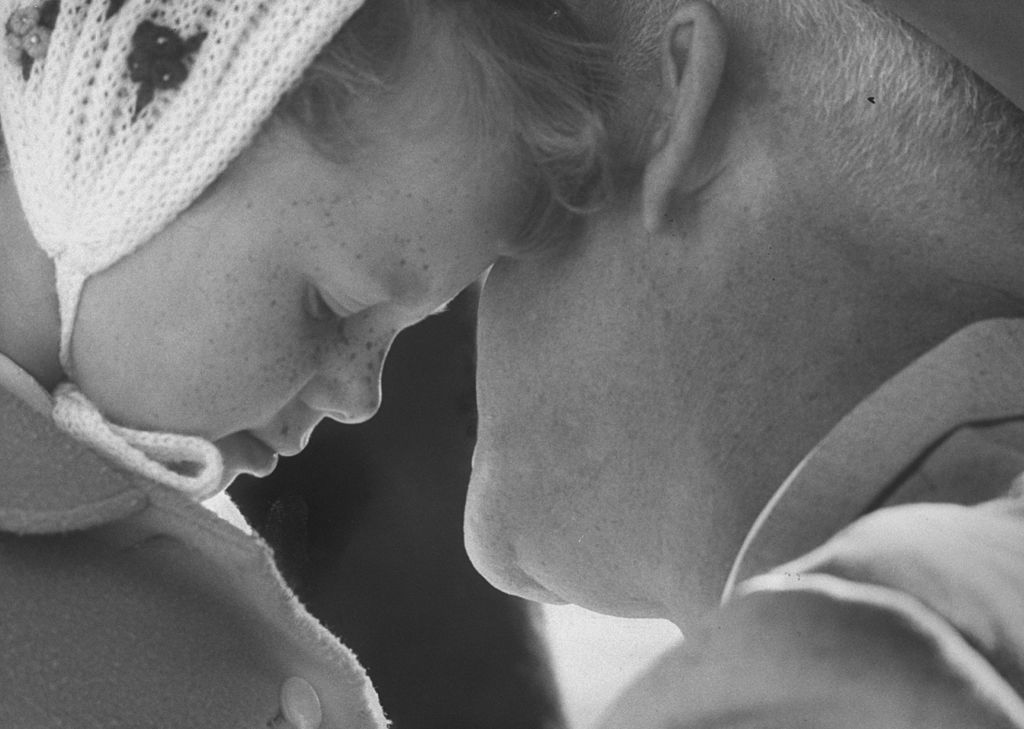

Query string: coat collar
0 359 148 533
724 318 1024 598
0 357 386 728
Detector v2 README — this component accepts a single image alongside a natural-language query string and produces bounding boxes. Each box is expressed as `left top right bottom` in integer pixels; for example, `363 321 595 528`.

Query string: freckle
364 341 373 351
365 361 373 371
348 352 356 362
356 253 364 260
281 424 290 437
421 264 429 271
399 258 406 267
291 200 300 207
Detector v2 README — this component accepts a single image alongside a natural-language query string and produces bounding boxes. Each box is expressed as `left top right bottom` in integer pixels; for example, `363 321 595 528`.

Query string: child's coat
0 382 386 728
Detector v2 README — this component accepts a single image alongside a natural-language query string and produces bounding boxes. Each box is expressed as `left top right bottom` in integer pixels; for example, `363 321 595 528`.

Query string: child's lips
250 426 315 458
217 431 278 478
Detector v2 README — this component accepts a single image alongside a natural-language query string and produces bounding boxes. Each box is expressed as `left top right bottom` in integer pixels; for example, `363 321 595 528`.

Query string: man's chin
506 579 571 607
464 458 672 617
464 536 569 605
475 558 668 618
465 526 669 618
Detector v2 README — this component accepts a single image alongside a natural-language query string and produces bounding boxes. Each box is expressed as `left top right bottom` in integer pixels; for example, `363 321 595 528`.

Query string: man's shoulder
782 498 1024 688
599 500 1024 729
599 568 1024 728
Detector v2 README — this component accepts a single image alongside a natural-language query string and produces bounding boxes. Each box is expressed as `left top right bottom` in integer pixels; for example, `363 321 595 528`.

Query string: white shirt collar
724 318 1024 599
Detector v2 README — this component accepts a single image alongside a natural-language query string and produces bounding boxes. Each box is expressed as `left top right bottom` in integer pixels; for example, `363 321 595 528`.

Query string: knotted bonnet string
0 0 366 498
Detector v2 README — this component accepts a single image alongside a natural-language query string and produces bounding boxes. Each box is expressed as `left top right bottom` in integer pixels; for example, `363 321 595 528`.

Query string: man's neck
724 318 1024 593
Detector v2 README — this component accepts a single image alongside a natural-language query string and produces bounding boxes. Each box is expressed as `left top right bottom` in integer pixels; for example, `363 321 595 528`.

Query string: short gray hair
600 0 1024 195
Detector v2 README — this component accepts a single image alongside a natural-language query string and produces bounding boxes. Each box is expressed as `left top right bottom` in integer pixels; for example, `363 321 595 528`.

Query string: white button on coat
281 677 323 729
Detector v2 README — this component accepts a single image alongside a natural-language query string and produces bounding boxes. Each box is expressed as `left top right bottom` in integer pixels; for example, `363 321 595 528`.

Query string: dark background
230 287 566 729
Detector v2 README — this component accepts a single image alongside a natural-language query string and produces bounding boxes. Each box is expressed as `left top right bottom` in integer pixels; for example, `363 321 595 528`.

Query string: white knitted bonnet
0 0 366 497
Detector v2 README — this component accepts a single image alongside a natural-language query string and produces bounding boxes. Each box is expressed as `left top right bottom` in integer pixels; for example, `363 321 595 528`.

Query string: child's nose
303 373 381 424
300 329 396 423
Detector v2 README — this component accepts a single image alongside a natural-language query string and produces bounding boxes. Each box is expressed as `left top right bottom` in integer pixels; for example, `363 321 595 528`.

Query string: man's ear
642 2 727 233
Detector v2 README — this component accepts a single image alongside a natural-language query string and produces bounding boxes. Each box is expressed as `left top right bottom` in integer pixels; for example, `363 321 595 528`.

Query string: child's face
70 78 523 485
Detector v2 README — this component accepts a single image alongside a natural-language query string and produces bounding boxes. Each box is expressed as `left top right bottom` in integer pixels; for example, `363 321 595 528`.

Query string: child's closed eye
304 286 339 323
304 285 363 324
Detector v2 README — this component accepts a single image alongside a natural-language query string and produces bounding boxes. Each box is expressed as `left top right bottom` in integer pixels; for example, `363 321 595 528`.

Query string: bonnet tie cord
51 383 224 501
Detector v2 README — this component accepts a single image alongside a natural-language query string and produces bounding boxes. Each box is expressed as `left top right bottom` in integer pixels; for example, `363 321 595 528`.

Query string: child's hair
274 0 614 255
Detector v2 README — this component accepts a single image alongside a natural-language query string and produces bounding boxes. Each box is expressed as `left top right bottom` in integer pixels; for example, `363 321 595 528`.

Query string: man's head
467 0 1024 625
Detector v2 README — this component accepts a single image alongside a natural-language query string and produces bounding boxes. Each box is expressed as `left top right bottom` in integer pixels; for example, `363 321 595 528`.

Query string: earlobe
641 2 728 233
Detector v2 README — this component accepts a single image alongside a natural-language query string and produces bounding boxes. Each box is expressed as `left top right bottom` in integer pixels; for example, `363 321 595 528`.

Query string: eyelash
305 286 342 324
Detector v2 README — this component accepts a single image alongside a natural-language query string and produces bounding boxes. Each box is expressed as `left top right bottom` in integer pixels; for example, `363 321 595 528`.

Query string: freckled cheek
177 301 316 430
319 327 389 369
311 325 396 409
361 335 391 378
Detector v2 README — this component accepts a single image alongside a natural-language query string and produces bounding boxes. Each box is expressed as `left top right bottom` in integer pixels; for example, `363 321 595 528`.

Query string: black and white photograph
0 1 1021 727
